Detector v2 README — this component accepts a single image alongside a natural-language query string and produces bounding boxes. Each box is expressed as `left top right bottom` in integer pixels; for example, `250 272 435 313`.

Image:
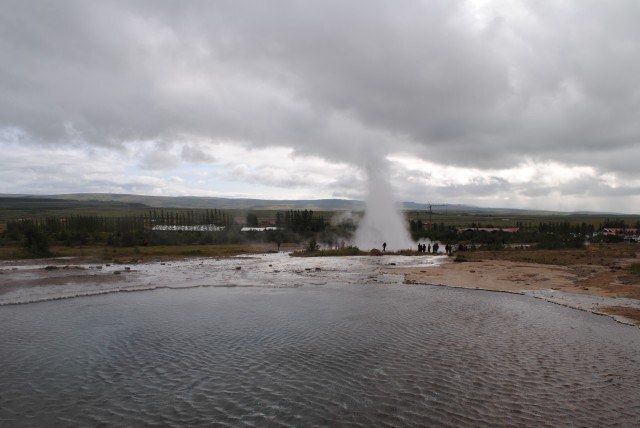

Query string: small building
240 227 279 232
257 217 277 225
603 228 638 236
459 227 520 233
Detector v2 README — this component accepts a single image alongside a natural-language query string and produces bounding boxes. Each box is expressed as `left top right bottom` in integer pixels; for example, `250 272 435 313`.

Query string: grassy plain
459 243 637 266
405 209 640 229
0 197 336 225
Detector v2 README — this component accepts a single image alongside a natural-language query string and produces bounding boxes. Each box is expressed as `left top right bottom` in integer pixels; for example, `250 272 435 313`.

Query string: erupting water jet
354 163 414 251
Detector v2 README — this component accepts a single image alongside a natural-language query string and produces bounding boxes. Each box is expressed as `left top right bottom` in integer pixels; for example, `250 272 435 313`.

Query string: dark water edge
1 283 639 427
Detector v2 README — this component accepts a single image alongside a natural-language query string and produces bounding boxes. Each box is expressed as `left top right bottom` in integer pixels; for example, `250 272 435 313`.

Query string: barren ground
383 244 640 325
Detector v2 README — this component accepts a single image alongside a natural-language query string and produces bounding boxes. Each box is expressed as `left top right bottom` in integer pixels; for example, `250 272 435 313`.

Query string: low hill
12 193 365 211
0 193 626 216
0 196 149 220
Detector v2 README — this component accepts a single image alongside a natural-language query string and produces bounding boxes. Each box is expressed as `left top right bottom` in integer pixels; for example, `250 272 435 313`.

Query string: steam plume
354 161 414 251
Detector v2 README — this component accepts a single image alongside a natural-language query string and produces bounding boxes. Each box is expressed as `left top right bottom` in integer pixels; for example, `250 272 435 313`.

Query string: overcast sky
2 0 640 213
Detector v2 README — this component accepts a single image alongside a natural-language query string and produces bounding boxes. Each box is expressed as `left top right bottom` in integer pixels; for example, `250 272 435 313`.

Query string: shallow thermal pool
1 254 639 426
0 253 440 305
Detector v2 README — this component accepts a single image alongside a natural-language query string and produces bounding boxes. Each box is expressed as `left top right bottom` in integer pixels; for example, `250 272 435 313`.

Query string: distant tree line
600 218 640 229
409 218 640 250
7 207 638 257
1 210 234 253
0 209 339 255
149 209 233 227
276 210 327 235
273 210 356 249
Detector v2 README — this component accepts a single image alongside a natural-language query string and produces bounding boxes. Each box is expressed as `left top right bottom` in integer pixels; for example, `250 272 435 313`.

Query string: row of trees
409 218 638 250
1 209 334 256
5 210 233 235
5 207 640 256
276 210 327 235
148 209 233 227
601 219 640 229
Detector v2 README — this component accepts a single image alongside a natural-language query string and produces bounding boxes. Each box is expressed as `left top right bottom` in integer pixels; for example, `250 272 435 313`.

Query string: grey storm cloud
181 144 215 164
2 0 640 174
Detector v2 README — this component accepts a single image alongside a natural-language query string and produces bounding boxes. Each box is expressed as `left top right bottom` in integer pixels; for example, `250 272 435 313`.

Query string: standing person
382 242 387 252
433 243 439 253
427 243 431 253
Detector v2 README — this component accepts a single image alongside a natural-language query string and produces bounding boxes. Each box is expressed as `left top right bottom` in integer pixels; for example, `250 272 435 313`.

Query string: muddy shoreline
2 252 640 327
383 258 640 326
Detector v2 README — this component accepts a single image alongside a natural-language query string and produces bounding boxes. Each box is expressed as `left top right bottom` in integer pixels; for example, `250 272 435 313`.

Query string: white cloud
1 1 640 212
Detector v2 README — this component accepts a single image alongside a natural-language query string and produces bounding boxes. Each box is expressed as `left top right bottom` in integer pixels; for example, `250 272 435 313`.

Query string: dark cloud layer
1 1 640 209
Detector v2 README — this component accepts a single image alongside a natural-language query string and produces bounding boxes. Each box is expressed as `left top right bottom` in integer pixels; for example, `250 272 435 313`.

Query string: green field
0 197 336 226
2 196 639 232
3 196 639 229
405 209 640 230
2 195 639 261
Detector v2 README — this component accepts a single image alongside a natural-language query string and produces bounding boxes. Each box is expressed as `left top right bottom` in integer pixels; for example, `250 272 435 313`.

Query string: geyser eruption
354 163 414 251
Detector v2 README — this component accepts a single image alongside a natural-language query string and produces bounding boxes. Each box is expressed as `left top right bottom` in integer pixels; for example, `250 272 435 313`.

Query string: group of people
417 242 439 253
381 241 462 254
417 242 456 254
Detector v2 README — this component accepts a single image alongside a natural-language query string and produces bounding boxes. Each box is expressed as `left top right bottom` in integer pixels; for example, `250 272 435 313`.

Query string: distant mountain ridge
0 193 363 211
0 193 620 215
44 194 365 210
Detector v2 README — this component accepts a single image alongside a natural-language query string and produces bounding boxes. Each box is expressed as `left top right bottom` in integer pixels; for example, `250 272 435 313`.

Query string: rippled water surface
1 258 640 426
